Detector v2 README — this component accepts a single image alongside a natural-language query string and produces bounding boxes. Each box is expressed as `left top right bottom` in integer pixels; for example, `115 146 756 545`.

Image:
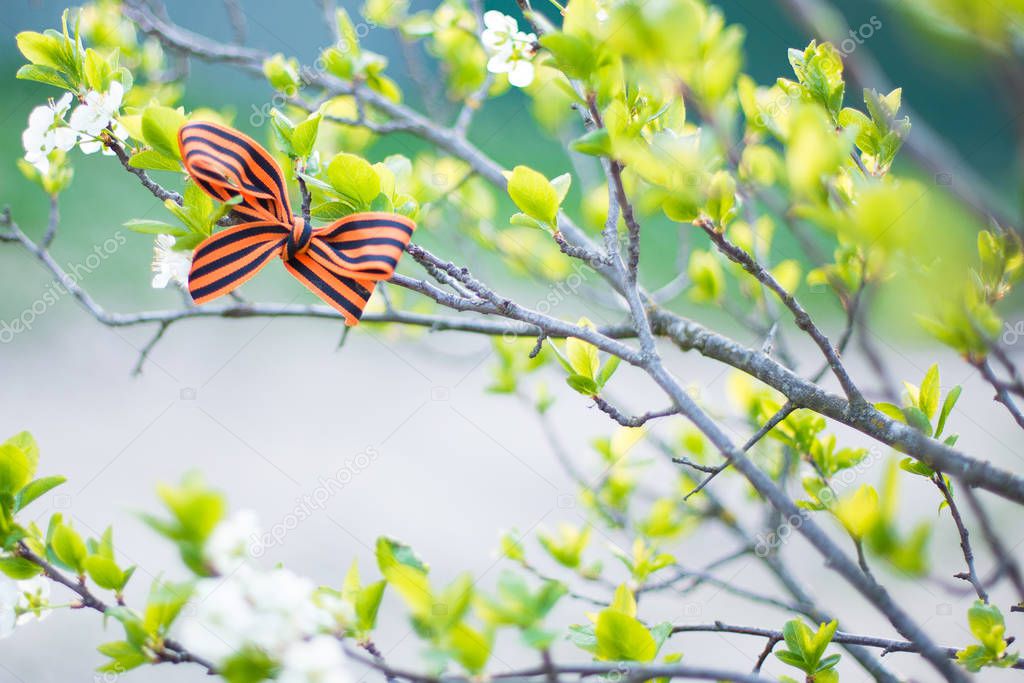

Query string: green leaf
52 523 88 573
566 374 599 396
595 610 658 662
919 364 940 420
15 475 66 511
16 64 75 90
874 402 906 422
507 166 559 225
84 48 112 92
312 201 356 221
566 326 600 379
328 153 381 208
568 623 598 653
550 173 573 205
356 580 386 632
0 556 43 579
935 385 961 439
124 218 186 236
596 355 621 389
142 106 187 160
539 32 596 80
291 111 323 158
4 433 38 477
899 457 934 478
447 622 491 674
16 31 65 68
775 649 808 671
609 584 637 617
510 213 547 230
571 128 612 157
128 149 182 172
968 600 1006 653
263 53 300 92
84 554 126 591
144 580 192 635
97 641 147 673
833 485 879 538
0 444 32 495
705 171 737 227
902 406 933 437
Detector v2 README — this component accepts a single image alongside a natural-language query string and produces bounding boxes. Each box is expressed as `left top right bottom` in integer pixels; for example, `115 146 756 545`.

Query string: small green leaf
919 364 940 420
902 406 933 437
0 556 44 579
15 475 66 511
16 31 65 68
356 580 386 632
935 385 961 439
0 444 32 495
595 610 658 662
291 111 323 158
328 153 381 208
539 32 595 80
142 106 187 160
571 128 612 157
596 355 621 389
447 622 491 674
128 149 182 172
84 554 126 591
52 523 88 573
566 374 599 396
507 166 559 225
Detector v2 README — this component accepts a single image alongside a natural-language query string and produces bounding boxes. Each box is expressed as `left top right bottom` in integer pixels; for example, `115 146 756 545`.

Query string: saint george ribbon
178 121 416 325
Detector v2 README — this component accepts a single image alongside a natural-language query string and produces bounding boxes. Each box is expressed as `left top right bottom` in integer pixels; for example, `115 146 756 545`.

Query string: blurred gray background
1 1 1023 682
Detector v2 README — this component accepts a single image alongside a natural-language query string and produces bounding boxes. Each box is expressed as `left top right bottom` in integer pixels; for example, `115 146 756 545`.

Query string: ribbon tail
188 221 288 305
283 251 376 326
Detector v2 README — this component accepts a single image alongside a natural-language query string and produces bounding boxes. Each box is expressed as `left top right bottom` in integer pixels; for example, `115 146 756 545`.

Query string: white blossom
177 565 334 666
151 235 192 289
206 509 261 574
69 81 124 137
0 575 52 640
69 81 128 155
22 93 76 174
481 11 520 54
480 11 537 88
278 636 352 683
14 577 51 626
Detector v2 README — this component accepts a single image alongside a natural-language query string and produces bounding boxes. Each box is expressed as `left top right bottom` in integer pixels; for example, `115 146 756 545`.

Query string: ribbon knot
286 216 313 260
177 121 416 325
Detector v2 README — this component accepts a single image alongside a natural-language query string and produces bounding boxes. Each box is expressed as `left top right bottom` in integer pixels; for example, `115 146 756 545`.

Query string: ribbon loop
177 121 416 325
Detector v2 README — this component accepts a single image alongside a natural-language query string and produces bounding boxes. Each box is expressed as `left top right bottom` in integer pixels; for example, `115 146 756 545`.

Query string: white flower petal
52 127 77 152
79 138 103 154
507 60 535 87
106 81 125 109
487 53 513 74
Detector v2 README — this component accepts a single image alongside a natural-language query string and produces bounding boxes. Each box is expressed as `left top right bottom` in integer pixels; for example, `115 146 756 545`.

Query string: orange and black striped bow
178 121 416 325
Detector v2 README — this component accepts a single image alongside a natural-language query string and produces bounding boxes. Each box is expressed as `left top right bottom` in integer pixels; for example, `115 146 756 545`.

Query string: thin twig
933 474 989 602
973 357 1024 430
671 621 1024 669
683 402 797 500
592 396 678 427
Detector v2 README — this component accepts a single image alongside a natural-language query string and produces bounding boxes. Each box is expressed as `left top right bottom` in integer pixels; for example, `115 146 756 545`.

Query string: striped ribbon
177 121 416 325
